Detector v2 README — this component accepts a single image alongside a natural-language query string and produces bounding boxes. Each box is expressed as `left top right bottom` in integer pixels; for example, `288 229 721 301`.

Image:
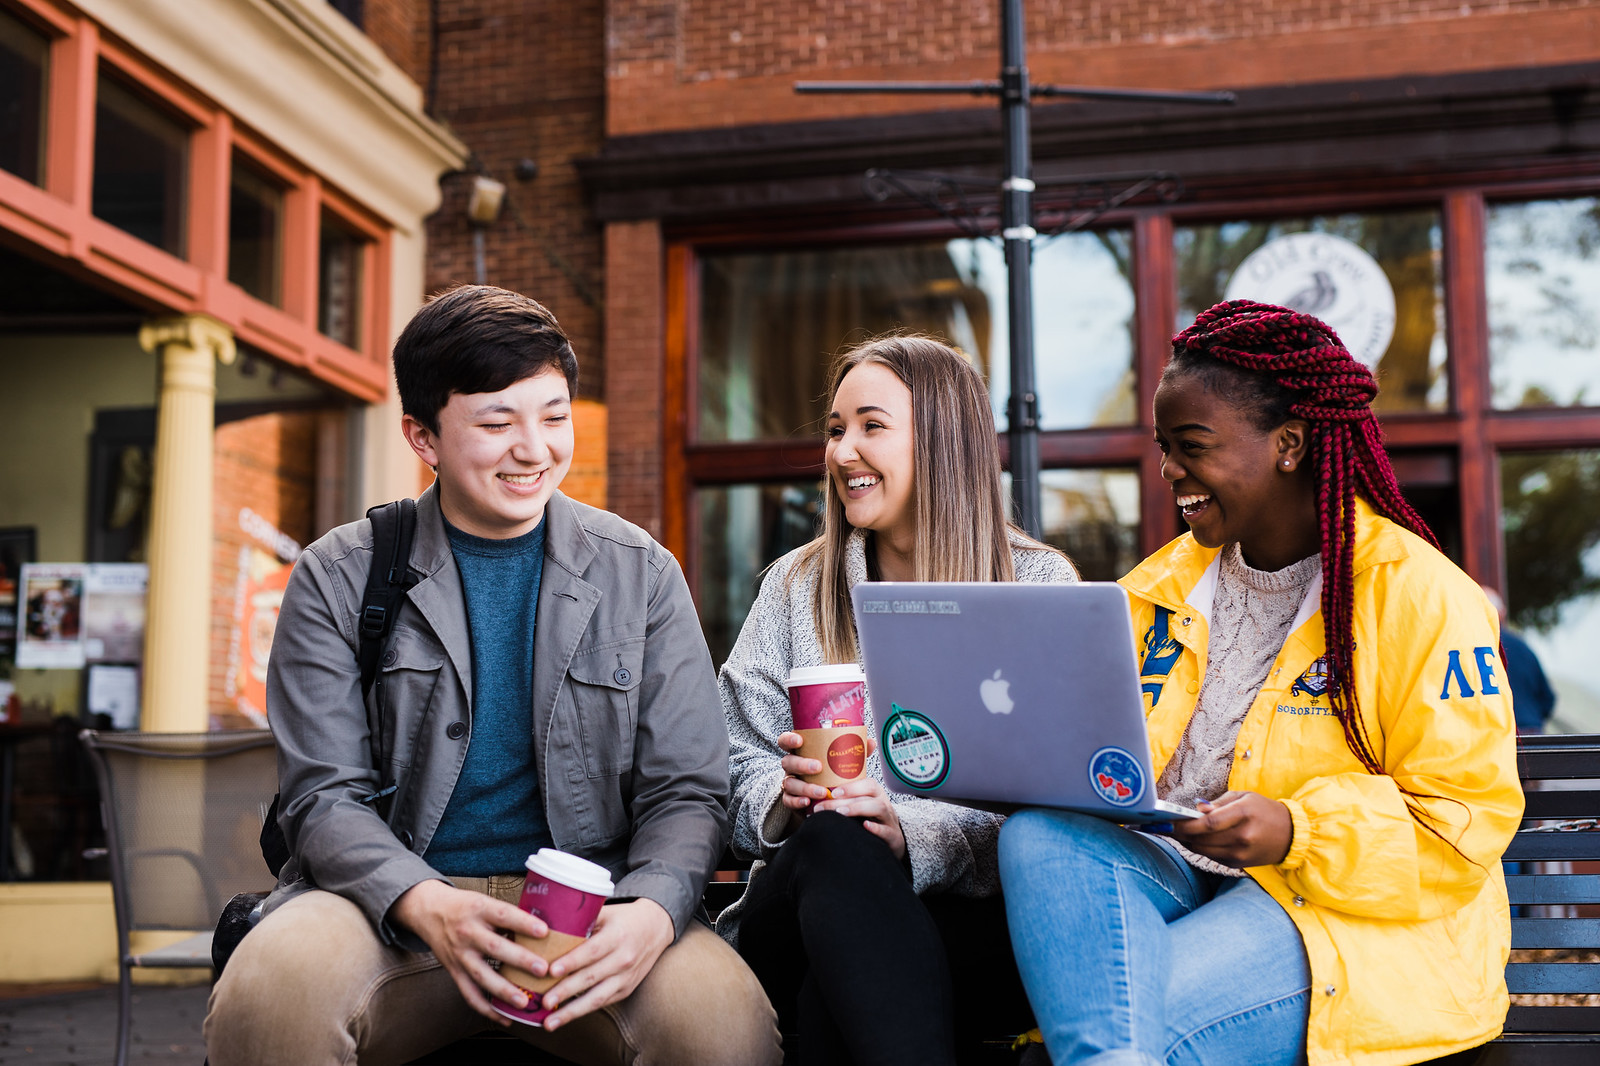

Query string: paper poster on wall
87 663 141 730
226 508 301 725
83 563 148 664
17 563 87 668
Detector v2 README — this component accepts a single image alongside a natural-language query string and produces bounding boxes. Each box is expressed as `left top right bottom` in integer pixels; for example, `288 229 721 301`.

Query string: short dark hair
393 284 579 433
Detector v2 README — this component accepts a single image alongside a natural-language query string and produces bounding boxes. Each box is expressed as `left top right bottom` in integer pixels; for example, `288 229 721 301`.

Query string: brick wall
604 221 664 537
607 0 1600 133
360 0 432 87
423 1 608 399
209 412 317 728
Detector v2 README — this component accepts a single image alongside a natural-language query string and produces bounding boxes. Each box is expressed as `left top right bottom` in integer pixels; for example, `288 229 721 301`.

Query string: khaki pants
204 877 780 1066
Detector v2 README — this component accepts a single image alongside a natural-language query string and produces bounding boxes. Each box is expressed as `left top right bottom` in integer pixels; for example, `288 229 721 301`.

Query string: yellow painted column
137 315 236 733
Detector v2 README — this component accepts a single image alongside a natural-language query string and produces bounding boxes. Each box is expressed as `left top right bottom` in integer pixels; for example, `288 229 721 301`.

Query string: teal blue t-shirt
423 518 553 874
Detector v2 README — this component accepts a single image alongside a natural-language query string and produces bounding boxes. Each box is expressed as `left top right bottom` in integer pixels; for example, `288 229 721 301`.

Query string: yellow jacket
1120 498 1523 1066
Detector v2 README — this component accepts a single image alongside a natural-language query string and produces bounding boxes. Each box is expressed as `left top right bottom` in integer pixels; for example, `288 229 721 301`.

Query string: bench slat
1503 834 1600 863
1507 964 1600 994
1517 737 1600 780
1504 1004 1600 1034
1511 918 1600 950
1505 875 1600 906
1481 1039 1600 1066
1522 790 1600 819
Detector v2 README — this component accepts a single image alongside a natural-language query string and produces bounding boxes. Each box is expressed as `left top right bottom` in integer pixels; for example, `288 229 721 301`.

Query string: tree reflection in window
1486 198 1600 409
1501 449 1600 732
697 231 1135 442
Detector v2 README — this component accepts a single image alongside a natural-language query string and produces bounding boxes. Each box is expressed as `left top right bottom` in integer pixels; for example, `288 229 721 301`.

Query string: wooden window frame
666 172 1600 598
0 0 394 402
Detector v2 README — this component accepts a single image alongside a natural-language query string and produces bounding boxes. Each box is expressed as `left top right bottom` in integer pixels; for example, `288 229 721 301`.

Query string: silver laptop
851 581 1201 825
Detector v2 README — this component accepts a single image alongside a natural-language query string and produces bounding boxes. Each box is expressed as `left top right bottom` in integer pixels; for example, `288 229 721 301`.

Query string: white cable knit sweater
715 528 1078 946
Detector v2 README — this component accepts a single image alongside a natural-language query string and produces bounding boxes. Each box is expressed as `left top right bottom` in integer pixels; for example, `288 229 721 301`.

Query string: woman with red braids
999 300 1523 1066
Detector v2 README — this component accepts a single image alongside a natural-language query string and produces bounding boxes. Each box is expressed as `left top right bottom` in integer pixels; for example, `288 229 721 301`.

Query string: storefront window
1175 210 1447 412
1038 468 1141 581
696 479 822 665
228 155 283 306
697 230 1135 442
1500 449 1600 733
92 71 188 256
318 212 365 348
1486 198 1600 409
0 9 48 186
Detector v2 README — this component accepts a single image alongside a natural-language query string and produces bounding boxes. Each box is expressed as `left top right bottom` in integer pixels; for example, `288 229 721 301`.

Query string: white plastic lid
524 848 615 898
784 664 866 689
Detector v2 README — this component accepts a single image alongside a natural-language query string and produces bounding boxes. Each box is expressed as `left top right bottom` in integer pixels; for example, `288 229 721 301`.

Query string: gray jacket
264 486 728 947
716 529 1077 945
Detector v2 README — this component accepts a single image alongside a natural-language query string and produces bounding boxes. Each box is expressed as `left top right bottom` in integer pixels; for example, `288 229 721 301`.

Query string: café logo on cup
827 732 867 778
881 704 949 789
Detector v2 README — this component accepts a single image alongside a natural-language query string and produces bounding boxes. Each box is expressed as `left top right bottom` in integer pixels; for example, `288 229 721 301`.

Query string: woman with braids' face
997 301 1523 1066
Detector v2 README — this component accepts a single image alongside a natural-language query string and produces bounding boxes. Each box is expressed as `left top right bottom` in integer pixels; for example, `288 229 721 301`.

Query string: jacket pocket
567 638 643 779
371 625 445 793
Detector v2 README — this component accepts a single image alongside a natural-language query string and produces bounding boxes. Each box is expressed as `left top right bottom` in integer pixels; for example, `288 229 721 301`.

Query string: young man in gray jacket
206 285 779 1066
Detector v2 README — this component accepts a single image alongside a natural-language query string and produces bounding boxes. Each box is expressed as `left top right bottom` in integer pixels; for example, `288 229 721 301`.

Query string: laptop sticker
881 704 950 789
1088 746 1145 807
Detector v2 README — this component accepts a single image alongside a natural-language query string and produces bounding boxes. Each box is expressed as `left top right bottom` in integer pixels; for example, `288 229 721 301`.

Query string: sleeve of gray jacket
614 547 729 939
268 544 444 948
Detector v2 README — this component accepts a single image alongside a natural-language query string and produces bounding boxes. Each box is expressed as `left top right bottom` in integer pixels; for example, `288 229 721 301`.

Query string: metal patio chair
80 728 277 1066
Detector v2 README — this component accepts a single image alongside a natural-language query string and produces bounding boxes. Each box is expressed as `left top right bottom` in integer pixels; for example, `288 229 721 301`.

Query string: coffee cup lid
784 664 865 689
524 848 615 897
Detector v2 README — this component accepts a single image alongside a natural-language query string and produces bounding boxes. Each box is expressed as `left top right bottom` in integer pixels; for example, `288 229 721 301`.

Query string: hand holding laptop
1167 791 1294 868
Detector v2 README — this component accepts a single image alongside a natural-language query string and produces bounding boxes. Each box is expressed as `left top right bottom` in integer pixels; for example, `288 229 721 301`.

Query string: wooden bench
1478 731 1600 1065
417 735 1600 1065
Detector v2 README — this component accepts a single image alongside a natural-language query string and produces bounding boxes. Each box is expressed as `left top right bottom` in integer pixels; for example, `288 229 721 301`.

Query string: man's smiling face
402 366 574 538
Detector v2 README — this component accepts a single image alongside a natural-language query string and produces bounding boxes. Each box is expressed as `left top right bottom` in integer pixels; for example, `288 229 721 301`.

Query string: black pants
737 811 1032 1066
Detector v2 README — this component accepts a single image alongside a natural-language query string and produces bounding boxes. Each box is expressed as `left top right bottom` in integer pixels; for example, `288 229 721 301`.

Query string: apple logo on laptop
980 669 1014 714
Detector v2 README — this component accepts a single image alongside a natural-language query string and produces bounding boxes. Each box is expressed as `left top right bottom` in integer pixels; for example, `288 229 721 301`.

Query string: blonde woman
717 335 1078 1066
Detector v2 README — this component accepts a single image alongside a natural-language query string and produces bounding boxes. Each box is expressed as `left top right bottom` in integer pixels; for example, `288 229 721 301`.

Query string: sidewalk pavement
0 982 209 1065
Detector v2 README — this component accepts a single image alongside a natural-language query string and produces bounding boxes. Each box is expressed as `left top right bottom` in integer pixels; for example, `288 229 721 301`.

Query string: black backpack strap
259 498 418 880
357 497 417 697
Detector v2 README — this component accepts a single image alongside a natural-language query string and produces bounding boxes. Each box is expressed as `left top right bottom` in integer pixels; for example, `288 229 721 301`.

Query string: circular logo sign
1223 232 1396 368
1088 746 1146 808
881 704 950 790
826 732 867 779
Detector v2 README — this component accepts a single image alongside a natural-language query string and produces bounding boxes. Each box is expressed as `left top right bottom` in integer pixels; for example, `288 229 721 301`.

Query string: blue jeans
999 810 1310 1066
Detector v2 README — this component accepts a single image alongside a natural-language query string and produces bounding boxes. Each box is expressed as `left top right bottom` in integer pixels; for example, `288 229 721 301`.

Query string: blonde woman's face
826 362 916 542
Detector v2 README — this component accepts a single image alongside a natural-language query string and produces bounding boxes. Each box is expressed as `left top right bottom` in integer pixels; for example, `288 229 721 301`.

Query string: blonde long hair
794 334 1060 663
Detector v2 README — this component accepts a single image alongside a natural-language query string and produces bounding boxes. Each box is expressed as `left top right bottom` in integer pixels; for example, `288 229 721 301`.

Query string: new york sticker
881 704 950 790
1088 746 1145 808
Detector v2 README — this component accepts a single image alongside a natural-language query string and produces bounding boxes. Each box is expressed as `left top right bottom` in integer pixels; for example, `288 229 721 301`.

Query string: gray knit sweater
1157 542 1321 876
715 528 1078 945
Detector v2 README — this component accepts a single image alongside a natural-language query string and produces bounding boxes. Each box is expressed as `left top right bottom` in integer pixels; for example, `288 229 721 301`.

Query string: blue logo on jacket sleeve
1139 607 1183 707
1089 747 1145 808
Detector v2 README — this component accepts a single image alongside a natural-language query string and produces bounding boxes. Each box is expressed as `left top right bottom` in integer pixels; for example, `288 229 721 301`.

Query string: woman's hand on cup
777 731 831 812
812 739 906 861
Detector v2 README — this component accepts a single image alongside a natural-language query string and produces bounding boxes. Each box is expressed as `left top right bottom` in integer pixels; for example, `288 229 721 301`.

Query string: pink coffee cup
786 664 869 789
491 849 615 1026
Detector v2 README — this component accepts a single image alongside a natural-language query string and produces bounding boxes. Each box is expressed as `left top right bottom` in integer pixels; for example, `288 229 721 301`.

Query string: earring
1282 459 1292 468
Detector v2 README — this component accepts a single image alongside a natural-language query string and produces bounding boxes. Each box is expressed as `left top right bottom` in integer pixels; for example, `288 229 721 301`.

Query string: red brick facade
606 1 1600 133
421 1 608 399
345 0 1600 540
